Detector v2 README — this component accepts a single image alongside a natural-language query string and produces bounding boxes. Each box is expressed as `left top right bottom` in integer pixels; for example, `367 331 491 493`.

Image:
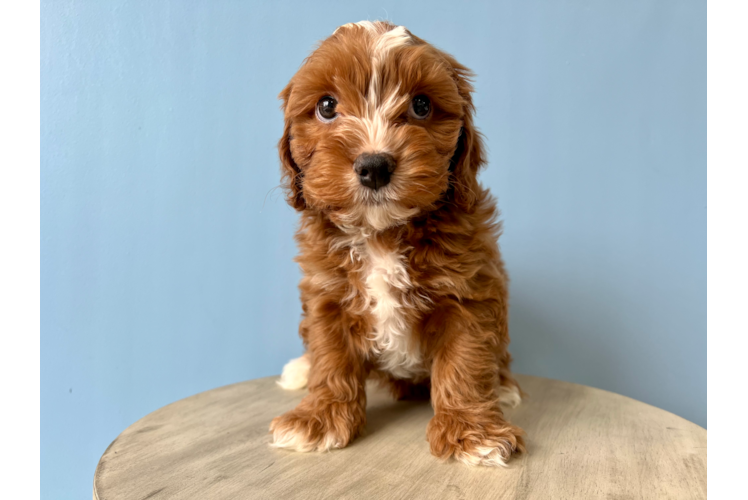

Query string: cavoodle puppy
270 20 525 466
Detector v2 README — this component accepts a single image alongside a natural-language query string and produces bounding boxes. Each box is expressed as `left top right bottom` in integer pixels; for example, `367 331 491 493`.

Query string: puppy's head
279 21 485 230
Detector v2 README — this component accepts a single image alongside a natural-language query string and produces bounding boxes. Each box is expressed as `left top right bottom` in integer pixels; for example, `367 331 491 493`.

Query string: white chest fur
360 242 424 379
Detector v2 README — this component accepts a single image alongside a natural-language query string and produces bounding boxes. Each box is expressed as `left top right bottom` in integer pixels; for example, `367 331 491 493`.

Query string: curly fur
269 21 526 466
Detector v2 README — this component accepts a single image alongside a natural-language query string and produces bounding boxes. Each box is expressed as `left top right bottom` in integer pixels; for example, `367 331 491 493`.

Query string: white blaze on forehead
335 22 414 155
333 20 378 35
367 26 413 111
367 25 412 113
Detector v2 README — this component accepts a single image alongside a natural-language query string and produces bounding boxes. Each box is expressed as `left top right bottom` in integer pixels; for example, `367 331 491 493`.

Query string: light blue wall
41 1 705 498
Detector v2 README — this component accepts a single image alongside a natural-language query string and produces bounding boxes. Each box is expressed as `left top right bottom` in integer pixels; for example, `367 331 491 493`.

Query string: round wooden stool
93 374 706 499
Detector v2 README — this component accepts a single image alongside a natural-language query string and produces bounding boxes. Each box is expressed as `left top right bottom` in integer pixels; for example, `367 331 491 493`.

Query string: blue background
41 1 705 498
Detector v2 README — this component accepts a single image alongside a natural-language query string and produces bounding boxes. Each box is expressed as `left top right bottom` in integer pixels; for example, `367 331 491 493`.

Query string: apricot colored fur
270 21 525 466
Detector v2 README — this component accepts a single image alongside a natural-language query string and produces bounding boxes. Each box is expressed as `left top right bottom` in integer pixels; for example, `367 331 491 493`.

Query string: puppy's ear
278 84 306 211
445 56 486 212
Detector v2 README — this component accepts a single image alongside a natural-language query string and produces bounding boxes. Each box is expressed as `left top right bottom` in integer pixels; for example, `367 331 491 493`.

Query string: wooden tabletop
93 374 706 500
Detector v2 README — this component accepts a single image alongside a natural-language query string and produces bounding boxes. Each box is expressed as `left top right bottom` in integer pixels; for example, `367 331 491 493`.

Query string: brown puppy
270 21 525 466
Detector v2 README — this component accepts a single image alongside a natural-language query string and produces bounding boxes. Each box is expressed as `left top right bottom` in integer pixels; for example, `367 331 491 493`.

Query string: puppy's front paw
427 411 525 467
269 401 364 452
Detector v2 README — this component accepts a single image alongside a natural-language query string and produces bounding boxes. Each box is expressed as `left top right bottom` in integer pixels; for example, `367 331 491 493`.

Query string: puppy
270 21 525 467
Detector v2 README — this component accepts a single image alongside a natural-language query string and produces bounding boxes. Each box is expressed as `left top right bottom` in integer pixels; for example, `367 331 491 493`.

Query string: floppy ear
445 58 486 213
278 84 306 211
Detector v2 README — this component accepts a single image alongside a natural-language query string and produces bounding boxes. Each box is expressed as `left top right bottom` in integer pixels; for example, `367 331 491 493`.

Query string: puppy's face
280 21 484 230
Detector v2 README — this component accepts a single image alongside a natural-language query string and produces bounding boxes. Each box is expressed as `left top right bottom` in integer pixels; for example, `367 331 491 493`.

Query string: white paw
454 440 514 467
270 414 347 452
498 384 522 408
277 354 310 390
270 426 343 453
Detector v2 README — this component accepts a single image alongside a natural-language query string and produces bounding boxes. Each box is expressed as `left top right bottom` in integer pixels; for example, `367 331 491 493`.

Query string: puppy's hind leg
371 371 431 401
498 351 522 408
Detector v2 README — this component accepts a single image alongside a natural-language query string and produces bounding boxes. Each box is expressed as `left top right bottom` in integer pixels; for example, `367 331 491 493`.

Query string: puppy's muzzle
354 153 396 191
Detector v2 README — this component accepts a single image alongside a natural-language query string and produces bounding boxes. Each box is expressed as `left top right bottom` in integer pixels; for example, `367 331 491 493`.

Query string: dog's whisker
261 184 285 212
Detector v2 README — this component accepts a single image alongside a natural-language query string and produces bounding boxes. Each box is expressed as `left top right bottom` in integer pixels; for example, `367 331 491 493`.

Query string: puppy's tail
277 353 310 390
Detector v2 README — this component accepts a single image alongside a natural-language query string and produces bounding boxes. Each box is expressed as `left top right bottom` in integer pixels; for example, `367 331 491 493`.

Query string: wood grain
93 375 706 500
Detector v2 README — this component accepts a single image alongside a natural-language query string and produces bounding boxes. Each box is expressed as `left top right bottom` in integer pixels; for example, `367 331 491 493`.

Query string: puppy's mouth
344 200 419 233
358 185 396 205
333 181 418 233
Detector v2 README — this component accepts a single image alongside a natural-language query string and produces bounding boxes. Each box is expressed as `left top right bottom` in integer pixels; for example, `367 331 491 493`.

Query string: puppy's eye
409 95 431 119
316 96 338 122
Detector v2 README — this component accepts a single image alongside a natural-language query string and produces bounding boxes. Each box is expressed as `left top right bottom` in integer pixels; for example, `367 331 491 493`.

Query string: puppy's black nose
354 153 396 190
